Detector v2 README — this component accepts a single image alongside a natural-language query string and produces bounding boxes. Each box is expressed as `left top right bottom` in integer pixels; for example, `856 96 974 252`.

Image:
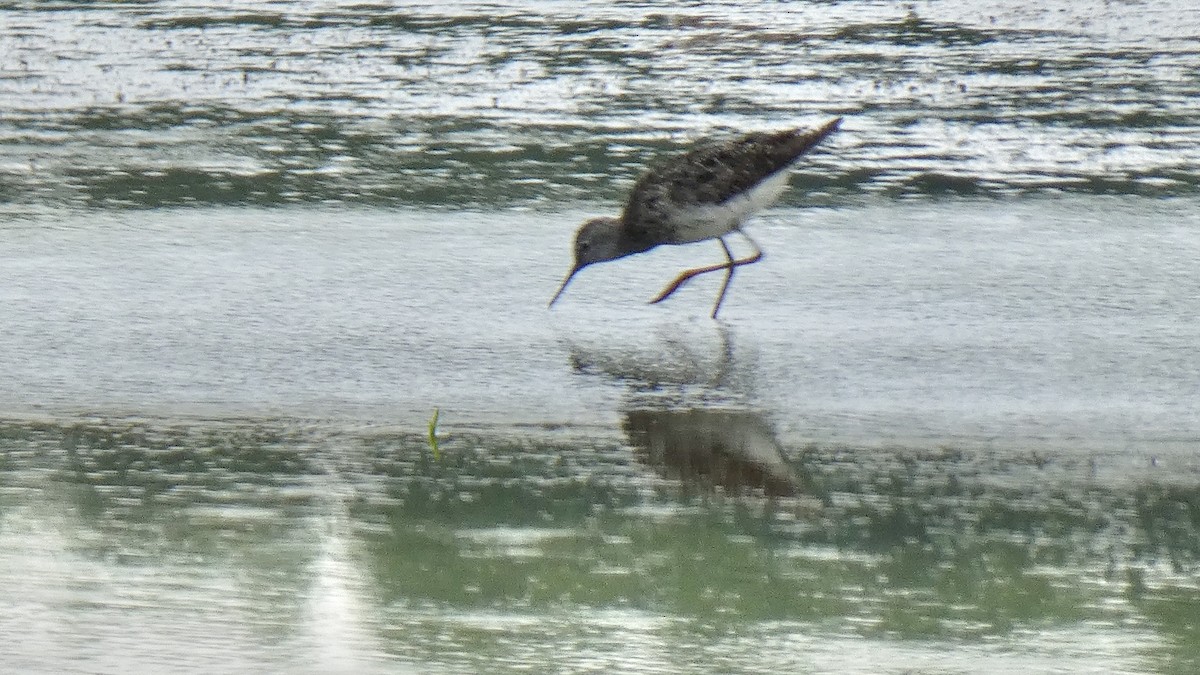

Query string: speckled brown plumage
549 117 842 318
620 118 842 251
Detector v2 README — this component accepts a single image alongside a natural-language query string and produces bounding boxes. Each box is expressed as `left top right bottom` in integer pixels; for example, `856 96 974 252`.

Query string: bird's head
548 216 622 308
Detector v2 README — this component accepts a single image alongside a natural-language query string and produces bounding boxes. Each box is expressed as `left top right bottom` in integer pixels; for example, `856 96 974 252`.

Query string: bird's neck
616 218 659 257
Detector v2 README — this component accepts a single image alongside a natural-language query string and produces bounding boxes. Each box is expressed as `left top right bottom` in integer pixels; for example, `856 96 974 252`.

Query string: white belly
669 170 791 243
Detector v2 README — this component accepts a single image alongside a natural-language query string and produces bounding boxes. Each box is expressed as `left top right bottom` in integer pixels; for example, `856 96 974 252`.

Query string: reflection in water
567 324 805 496
565 322 741 396
623 408 801 497
2 417 1199 673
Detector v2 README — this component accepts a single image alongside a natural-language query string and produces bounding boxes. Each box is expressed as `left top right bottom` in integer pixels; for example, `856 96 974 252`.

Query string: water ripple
1 0 1198 208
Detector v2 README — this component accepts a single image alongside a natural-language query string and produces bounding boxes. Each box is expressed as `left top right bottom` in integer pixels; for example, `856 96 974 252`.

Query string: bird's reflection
564 324 807 497
623 407 802 497
566 322 740 394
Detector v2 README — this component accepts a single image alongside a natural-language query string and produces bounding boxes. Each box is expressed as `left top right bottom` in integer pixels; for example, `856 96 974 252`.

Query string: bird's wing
620 118 841 246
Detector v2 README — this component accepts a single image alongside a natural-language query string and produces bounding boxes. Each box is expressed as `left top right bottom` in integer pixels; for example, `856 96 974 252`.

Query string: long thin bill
548 267 580 308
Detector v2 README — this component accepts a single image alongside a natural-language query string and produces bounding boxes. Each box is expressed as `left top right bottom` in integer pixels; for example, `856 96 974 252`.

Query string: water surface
2 1 1199 673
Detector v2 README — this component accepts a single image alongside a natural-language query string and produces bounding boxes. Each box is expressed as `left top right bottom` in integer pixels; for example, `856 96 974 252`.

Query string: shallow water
2 1 1199 673
3 201 1198 445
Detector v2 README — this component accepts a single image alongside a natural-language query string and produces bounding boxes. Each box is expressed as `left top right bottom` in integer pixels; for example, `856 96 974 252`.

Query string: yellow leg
649 231 763 318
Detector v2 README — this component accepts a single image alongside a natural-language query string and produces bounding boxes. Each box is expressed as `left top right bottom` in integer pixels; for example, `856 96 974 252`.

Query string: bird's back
620 118 841 248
